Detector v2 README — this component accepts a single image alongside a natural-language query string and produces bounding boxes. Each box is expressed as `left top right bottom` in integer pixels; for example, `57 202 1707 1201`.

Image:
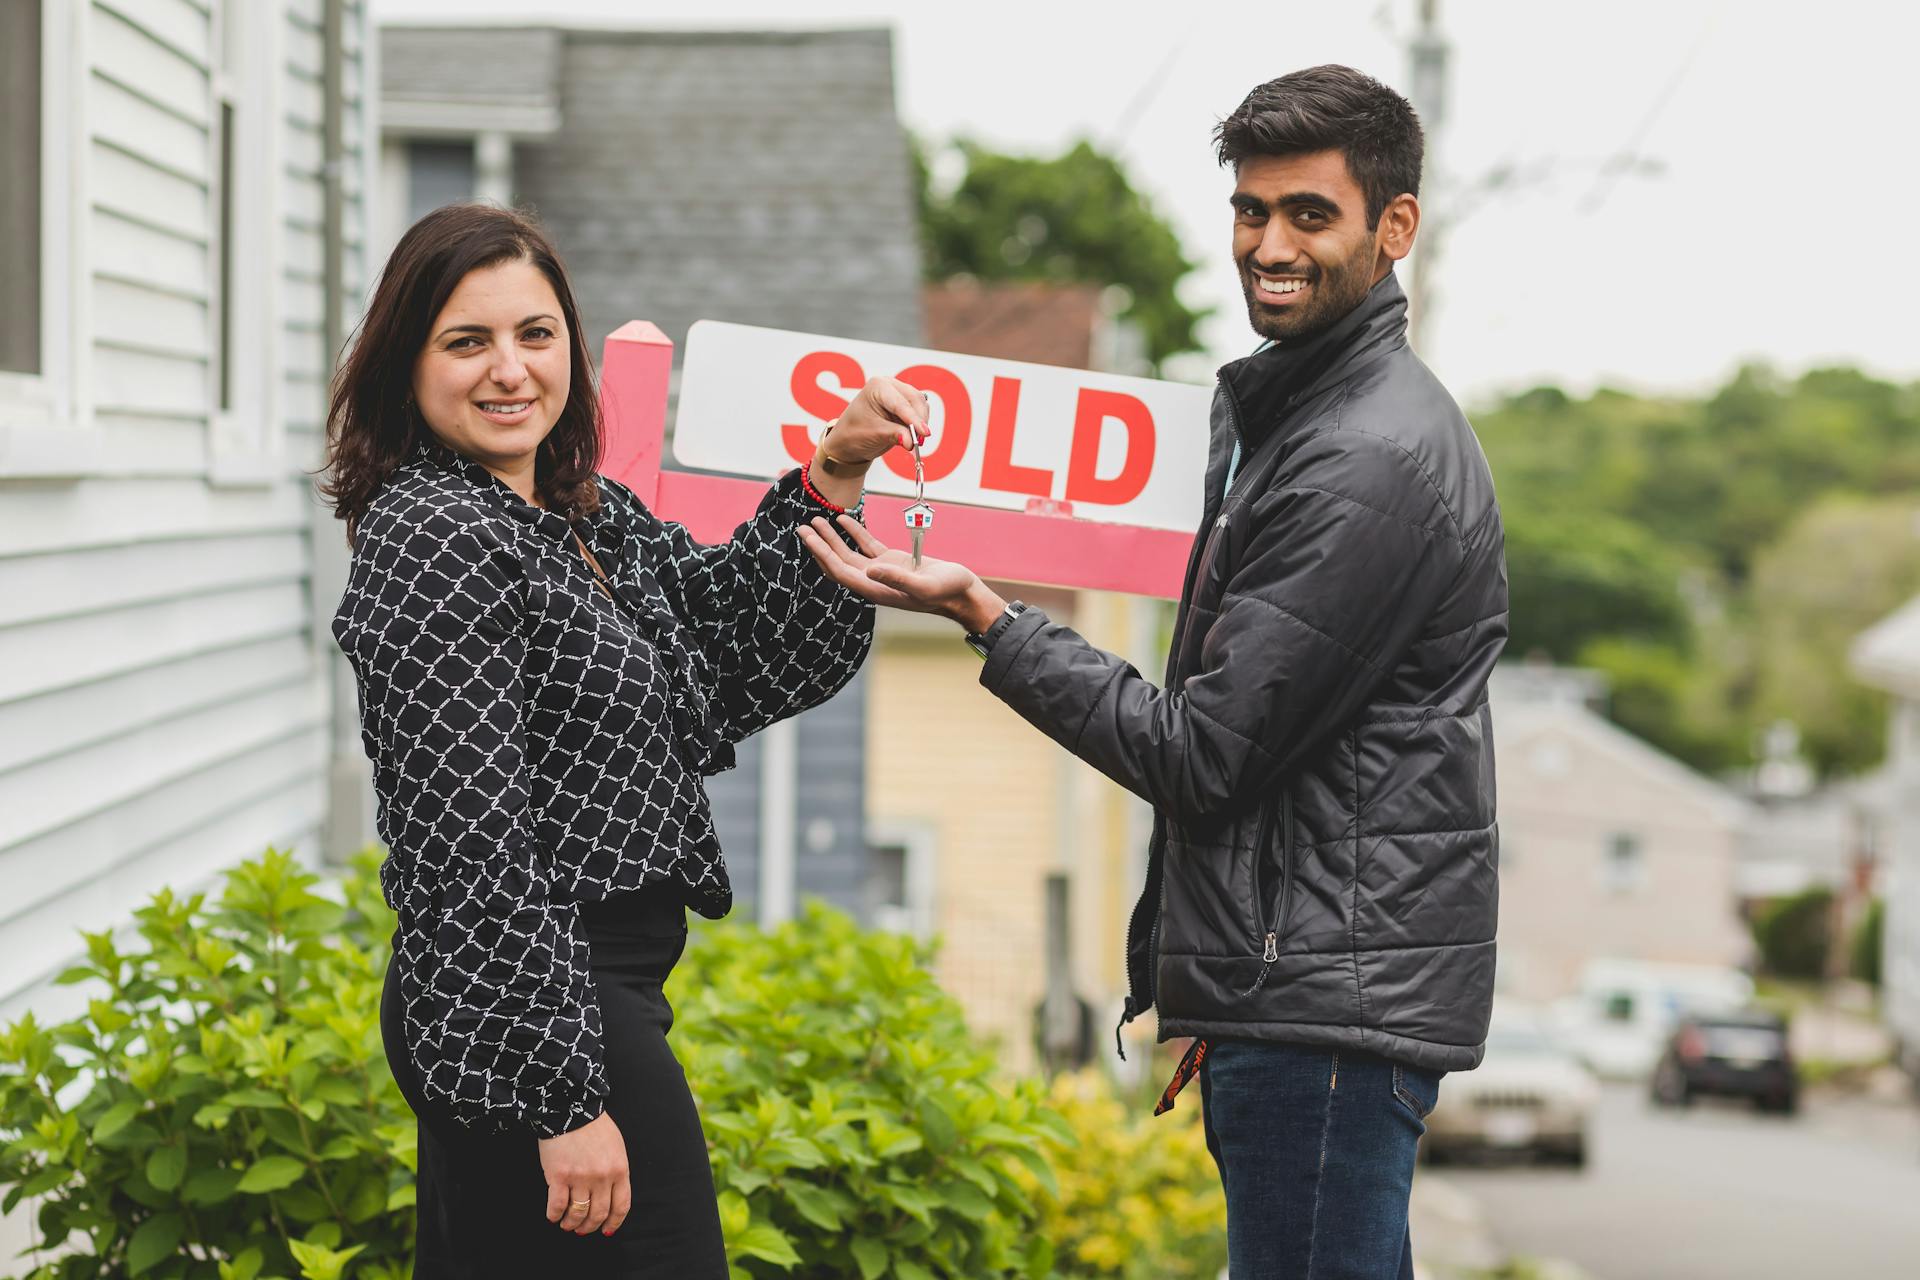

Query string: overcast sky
376 0 1917 406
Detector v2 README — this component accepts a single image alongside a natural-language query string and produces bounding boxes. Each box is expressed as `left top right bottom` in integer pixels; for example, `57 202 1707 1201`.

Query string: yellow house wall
865 590 1164 1073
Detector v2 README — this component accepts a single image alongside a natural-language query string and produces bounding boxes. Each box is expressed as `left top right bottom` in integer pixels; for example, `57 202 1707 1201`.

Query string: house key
902 429 934 569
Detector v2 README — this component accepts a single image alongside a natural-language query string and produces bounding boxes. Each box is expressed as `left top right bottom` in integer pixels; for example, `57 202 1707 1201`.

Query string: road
1440 1083 1920 1280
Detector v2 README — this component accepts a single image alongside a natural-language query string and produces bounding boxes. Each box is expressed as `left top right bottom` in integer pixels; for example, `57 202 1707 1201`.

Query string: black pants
381 887 728 1278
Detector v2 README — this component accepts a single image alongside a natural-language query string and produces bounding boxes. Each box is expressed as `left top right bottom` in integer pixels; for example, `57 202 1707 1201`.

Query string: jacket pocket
1241 788 1292 995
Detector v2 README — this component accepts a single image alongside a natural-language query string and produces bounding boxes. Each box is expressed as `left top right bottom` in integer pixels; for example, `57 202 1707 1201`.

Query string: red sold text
780 351 1157 506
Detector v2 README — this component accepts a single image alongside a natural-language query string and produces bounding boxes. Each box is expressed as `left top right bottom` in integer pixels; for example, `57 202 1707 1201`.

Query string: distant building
1491 667 1756 1003
377 22 926 921
1850 597 1920 1075
0 0 375 1024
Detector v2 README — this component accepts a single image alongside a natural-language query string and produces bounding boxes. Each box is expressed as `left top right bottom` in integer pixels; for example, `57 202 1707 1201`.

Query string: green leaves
94 1098 142 1142
671 903 1066 1279
236 1155 307 1194
0 847 413 1280
127 1212 184 1276
145 1144 188 1191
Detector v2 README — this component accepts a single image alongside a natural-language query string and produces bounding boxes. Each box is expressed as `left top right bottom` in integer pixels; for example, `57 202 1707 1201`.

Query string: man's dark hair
1214 65 1424 228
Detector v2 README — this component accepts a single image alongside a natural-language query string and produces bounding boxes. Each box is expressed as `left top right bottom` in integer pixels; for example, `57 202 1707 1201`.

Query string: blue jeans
1199 1040 1441 1280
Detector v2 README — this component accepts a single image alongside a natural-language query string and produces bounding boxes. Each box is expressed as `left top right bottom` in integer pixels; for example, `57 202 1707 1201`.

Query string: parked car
1650 1009 1798 1114
1423 1012 1598 1166
1551 958 1756 1079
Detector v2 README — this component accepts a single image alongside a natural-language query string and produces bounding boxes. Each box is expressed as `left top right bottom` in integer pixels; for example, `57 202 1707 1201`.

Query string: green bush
669 903 1067 1280
4 858 1217 1280
1851 898 1886 987
1027 1069 1225 1280
1752 887 1835 980
0 850 411 1280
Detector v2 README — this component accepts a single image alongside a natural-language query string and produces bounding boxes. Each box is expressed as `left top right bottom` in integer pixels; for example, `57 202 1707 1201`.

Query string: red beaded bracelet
799 461 848 515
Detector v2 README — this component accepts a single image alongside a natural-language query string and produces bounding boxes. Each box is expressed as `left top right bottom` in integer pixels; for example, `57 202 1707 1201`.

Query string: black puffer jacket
981 274 1506 1072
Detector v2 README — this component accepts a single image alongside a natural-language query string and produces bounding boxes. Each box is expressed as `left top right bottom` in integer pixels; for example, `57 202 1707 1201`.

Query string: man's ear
1377 193 1421 266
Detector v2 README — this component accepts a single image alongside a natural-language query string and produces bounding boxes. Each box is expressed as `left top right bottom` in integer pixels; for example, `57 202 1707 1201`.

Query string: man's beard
1241 244 1375 344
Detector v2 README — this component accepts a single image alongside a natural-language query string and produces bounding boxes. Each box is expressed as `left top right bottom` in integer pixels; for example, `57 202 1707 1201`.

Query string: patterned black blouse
332 442 872 1136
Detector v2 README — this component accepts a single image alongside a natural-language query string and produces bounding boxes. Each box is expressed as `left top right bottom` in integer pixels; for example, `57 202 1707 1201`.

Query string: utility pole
1404 0 1449 355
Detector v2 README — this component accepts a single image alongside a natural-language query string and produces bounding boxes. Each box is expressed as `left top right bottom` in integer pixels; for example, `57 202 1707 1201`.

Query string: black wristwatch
966 601 1029 660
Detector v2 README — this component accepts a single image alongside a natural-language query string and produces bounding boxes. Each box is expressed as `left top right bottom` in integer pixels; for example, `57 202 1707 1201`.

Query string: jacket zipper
1242 788 1293 995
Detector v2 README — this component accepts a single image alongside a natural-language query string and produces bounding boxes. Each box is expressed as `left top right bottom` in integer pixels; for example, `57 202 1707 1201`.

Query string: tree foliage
916 138 1207 372
1751 887 1835 981
1475 365 1920 777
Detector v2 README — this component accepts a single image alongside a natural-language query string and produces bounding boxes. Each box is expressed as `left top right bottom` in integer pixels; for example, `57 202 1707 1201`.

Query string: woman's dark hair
321 203 602 543
1213 65 1424 229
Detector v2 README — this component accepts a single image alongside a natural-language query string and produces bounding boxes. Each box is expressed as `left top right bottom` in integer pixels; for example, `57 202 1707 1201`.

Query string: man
801 64 1506 1279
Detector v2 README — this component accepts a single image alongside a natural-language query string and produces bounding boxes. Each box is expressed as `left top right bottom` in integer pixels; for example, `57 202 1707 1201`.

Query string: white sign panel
673 321 1213 533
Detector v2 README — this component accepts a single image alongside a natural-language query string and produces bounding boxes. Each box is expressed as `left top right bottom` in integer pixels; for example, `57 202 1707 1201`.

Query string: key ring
903 427 935 568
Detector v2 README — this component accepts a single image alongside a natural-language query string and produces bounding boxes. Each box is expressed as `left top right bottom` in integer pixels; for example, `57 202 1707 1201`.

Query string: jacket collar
1216 270 1410 451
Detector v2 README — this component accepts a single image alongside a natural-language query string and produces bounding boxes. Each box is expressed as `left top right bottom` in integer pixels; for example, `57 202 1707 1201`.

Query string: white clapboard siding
0 581 309 704
0 678 324 853
0 0 370 1032
0 476 309 555
90 139 207 242
91 341 210 418
0 634 313 774
90 69 210 183
92 275 210 360
86 414 213 476
89 2 211 126
0 531 308 628
0 743 328 1018
94 0 213 71
93 205 210 298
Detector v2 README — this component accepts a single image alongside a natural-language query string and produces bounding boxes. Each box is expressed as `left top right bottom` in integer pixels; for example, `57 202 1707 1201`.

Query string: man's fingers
835 514 894 559
867 563 931 594
799 529 881 595
603 1175 633 1237
801 519 864 568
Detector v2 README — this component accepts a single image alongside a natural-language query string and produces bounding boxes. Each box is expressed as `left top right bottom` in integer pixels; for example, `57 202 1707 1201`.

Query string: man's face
1232 149 1388 344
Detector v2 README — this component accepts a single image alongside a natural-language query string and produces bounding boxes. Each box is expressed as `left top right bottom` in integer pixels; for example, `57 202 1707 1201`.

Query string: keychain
903 428 934 569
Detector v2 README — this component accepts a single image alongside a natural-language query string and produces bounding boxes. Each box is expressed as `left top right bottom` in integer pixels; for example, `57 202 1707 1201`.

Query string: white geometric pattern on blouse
332 444 872 1136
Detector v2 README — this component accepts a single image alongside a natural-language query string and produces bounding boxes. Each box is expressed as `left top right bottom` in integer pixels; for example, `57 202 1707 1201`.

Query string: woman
324 203 924 1276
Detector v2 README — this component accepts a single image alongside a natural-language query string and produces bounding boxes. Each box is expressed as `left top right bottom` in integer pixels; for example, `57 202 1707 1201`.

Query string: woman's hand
808 378 932 509
539 1111 631 1237
798 515 1007 634
821 377 932 466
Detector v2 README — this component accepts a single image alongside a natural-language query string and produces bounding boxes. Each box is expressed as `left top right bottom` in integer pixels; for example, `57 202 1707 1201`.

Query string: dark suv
1650 1009 1797 1114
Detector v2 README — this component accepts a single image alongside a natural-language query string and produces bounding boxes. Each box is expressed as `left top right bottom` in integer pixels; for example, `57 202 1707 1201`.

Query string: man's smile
1252 273 1311 302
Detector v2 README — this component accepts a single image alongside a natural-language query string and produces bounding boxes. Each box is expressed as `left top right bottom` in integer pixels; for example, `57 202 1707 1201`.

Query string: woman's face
412 257 572 485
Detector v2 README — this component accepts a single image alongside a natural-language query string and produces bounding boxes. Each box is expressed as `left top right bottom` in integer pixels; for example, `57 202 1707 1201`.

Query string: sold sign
673 322 1210 534
596 320 1205 597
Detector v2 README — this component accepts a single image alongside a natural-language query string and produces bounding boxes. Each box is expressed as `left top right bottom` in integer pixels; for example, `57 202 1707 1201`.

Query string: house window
207 0 280 469
408 141 477 222
1604 832 1646 893
863 821 935 937
0 0 42 376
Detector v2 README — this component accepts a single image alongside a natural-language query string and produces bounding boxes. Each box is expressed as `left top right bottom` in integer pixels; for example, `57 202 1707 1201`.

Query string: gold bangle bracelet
816 452 872 480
